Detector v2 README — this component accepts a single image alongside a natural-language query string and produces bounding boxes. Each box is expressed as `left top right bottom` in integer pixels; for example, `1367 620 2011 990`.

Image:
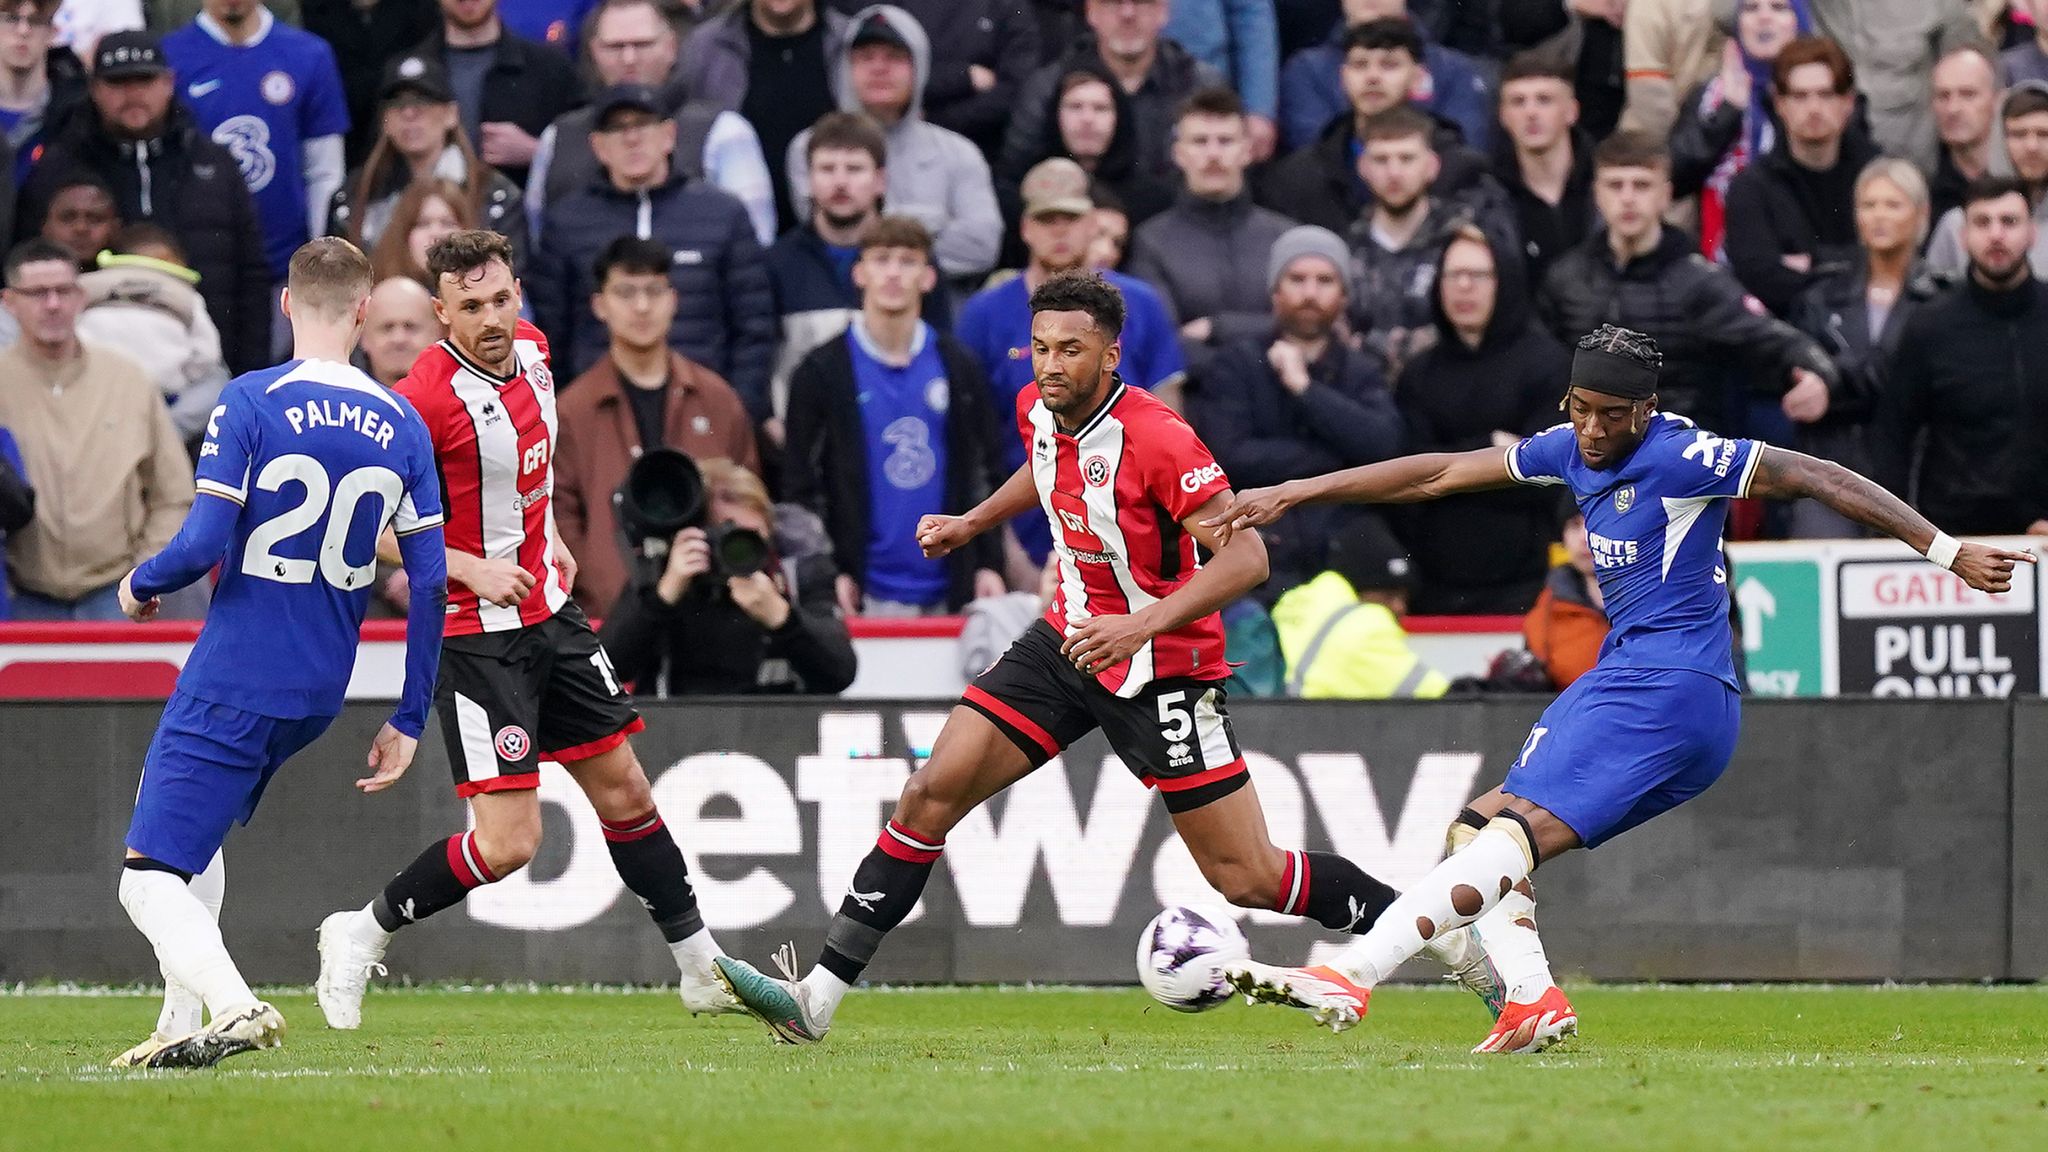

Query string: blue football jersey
163 13 351 279
163 359 443 718
1508 412 1761 688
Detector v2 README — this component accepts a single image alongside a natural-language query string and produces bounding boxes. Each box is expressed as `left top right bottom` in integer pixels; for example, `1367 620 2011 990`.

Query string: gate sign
1733 558 1825 697
1835 559 2039 697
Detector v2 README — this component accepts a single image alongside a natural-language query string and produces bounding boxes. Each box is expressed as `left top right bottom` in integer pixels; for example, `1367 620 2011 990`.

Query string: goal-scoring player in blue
110 239 448 1071
1204 325 2033 1050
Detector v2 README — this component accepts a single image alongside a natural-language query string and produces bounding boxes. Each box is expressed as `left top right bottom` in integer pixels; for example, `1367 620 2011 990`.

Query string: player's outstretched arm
1062 491 1269 676
1747 446 2036 593
122 493 244 618
1200 448 1515 545
918 463 1038 558
362 524 449 793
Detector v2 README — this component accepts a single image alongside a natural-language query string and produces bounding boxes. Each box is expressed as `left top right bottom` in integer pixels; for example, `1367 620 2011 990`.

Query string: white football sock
667 926 722 978
348 902 394 951
1331 825 1534 988
119 866 257 1018
156 851 225 1035
799 968 851 1026
1473 878 1556 1004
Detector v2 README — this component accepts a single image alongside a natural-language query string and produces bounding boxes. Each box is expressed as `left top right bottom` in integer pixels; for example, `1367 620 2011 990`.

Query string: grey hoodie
783 4 1002 280
1925 80 2048 281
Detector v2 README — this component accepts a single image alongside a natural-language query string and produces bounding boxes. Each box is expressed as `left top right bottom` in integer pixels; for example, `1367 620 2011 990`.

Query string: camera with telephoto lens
613 448 771 581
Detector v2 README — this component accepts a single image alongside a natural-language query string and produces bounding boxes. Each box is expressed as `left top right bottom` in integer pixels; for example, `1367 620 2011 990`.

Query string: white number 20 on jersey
242 453 403 590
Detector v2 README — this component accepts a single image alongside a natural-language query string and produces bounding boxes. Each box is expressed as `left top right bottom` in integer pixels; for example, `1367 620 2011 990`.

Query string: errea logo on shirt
1179 463 1224 493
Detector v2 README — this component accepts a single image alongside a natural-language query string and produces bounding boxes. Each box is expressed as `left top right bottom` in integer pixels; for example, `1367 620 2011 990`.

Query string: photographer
598 455 857 696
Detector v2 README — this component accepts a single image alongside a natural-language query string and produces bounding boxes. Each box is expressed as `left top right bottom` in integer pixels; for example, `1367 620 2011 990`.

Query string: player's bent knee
473 817 543 875
1200 854 1284 910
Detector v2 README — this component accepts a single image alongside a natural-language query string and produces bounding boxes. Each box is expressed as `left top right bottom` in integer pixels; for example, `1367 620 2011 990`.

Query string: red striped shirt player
312 230 741 1026
712 270 1502 1043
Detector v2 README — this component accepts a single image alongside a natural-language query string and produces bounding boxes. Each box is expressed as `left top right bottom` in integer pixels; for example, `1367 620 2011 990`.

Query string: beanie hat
1266 225 1353 295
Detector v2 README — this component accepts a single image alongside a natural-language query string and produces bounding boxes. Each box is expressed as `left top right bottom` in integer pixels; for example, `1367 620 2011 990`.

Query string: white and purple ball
1136 905 1249 1013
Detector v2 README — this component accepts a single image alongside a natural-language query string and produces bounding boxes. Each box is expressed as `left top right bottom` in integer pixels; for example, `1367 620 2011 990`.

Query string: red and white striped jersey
397 320 571 636
1017 378 1233 696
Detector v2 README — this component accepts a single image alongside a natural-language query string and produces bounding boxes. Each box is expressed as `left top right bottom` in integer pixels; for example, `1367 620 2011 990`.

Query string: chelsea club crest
1614 485 1635 514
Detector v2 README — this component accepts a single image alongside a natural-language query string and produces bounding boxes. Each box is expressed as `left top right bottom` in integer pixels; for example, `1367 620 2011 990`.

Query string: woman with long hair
369 179 479 288
328 60 528 270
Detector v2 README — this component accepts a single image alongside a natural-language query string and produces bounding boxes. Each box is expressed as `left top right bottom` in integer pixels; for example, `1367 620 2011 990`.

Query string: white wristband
1926 532 1961 572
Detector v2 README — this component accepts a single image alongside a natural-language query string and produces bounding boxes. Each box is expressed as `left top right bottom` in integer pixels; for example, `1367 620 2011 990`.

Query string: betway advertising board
1730 538 2045 698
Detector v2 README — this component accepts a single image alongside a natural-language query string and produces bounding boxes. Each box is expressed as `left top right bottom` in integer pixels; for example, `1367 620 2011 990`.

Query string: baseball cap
849 10 913 54
94 31 168 80
592 84 668 127
1328 516 1415 593
1020 158 1093 219
379 54 453 104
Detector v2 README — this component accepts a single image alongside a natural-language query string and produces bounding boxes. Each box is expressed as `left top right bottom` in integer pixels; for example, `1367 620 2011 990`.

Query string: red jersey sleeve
1013 381 1039 451
1141 402 1230 521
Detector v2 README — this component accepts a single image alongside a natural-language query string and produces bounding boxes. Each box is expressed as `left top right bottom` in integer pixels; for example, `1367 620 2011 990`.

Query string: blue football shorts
125 691 335 875
1500 664 1740 849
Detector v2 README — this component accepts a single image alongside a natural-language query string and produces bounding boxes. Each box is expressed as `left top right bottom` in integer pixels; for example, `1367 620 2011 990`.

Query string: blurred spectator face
43 183 119 265
1500 75 1577 153
752 0 815 27
589 1 678 88
439 0 498 34
1086 0 1167 66
1736 0 1799 62
1438 235 1497 337
1086 206 1128 269
0 3 53 73
1854 175 1922 258
1773 61 1853 152
1593 162 1672 247
1271 256 1345 340
1932 50 1998 153
1341 0 1406 20
709 487 771 538
1341 44 1421 119
1022 210 1091 273
362 278 441 386
2006 111 2048 185
3 257 84 351
1172 111 1249 200
1563 513 1593 577
591 110 678 189
383 95 460 163
1963 191 2035 283
1058 78 1117 164
1361 130 1437 214
407 194 463 273
591 266 678 354
852 244 936 316
92 72 174 140
849 43 915 122
810 145 885 230
204 0 261 29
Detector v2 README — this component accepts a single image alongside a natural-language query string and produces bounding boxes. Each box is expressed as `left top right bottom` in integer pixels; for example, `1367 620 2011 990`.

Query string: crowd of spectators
1 0 2046 701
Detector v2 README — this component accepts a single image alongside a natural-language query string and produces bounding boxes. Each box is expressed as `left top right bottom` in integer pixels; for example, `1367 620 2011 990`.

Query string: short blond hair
288 237 374 319
698 458 774 531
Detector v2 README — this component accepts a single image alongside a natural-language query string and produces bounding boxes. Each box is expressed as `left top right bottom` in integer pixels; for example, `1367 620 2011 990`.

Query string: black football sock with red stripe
1273 849 1399 934
372 831 498 932
816 821 943 983
600 808 705 943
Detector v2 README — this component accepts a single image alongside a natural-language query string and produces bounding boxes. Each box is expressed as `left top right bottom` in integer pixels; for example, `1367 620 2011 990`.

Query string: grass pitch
5 984 2047 1151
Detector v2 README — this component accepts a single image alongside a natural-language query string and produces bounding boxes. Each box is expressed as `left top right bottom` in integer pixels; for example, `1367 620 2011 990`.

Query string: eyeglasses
0 13 52 31
9 284 81 302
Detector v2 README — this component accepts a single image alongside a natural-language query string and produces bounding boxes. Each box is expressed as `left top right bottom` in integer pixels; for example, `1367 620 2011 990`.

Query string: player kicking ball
112 238 449 1069
711 270 1502 1044
1207 325 2032 1051
314 230 739 1028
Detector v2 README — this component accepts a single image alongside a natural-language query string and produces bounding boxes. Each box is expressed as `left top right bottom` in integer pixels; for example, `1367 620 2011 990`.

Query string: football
1136 905 1250 1013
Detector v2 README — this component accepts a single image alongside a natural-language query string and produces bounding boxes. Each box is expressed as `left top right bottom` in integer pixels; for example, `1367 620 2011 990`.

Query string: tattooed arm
1746 446 2033 593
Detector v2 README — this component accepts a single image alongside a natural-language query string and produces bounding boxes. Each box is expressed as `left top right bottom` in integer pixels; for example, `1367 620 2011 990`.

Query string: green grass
5 985 2048 1151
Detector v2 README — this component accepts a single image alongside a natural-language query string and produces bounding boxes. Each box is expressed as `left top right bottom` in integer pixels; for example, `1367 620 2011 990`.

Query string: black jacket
1669 79 1876 201
530 170 777 417
1722 134 1883 317
1396 225 1570 614
1256 111 1507 237
1125 188 1298 368
1875 274 2048 534
1789 256 1938 439
833 0 1042 157
783 328 1006 610
24 102 270 374
598 546 858 696
304 0 439 167
1490 125 1597 289
1000 32 1221 181
993 57 1175 267
414 25 583 188
1538 225 1837 428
